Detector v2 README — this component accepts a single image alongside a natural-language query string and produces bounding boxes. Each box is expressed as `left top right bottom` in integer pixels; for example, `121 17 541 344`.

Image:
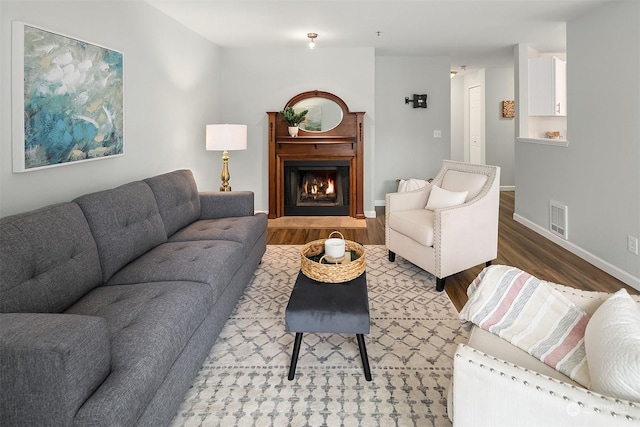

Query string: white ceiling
146 0 613 71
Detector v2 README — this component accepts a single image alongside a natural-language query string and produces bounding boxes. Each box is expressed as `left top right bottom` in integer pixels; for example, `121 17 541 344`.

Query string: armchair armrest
385 186 432 213
199 191 255 219
451 344 640 427
435 186 499 278
0 313 110 426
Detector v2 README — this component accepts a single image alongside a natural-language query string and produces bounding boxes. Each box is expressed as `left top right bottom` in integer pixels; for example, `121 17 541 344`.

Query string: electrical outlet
434 130 442 138
628 235 639 255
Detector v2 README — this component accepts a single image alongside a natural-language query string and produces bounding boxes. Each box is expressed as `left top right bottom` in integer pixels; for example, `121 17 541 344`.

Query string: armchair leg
388 250 396 262
436 277 446 292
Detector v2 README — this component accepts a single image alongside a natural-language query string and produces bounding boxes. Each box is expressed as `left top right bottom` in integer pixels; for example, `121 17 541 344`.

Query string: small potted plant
279 107 308 137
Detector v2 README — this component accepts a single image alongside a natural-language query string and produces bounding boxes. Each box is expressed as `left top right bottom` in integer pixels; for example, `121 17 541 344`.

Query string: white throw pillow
584 288 640 402
425 185 468 210
397 178 428 193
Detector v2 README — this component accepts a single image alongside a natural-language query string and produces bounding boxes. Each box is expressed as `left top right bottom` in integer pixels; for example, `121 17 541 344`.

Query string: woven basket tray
300 235 366 283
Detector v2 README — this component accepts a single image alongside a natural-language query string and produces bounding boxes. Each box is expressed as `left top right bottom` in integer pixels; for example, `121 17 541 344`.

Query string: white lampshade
206 124 247 151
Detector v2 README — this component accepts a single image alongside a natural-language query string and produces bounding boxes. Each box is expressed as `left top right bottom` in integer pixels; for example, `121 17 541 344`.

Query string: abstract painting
12 23 124 172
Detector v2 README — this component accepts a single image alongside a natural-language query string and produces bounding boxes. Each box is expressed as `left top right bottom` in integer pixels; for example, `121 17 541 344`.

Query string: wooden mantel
267 90 365 219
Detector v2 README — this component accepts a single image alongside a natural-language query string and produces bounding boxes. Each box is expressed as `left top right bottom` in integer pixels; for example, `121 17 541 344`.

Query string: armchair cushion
388 209 435 247
585 288 640 402
424 185 468 210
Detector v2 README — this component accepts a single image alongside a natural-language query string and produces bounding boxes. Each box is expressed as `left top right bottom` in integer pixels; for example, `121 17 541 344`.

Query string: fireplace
267 90 365 218
284 161 350 216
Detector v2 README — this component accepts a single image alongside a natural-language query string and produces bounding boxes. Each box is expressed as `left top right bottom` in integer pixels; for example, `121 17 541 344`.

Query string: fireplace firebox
284 161 350 216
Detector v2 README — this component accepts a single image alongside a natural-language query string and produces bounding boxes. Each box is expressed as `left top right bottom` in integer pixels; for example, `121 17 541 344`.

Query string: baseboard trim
365 210 377 218
513 213 640 291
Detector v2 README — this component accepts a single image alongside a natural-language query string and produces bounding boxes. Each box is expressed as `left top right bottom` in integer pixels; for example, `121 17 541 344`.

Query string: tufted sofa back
0 203 103 313
75 181 168 283
144 169 201 237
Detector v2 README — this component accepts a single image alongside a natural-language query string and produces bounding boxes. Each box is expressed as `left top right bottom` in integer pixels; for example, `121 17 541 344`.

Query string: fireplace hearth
284 161 349 216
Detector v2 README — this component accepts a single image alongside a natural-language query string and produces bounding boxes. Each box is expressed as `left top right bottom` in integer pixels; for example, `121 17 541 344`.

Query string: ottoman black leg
356 334 372 381
288 333 303 380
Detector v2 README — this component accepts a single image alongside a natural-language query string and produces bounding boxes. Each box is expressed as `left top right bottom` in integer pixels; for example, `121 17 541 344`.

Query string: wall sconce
405 94 427 108
307 33 317 49
206 124 247 192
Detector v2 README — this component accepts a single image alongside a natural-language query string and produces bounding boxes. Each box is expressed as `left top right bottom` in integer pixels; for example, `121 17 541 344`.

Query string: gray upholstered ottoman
285 270 372 381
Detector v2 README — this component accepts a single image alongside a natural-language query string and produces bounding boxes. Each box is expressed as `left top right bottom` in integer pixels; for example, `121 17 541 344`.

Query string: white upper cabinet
528 57 567 116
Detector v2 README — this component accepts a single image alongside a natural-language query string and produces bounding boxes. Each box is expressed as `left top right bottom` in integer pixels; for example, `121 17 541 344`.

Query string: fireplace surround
267 91 365 218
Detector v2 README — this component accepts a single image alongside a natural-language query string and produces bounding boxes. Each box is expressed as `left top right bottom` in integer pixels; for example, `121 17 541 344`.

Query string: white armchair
385 160 500 291
450 283 640 426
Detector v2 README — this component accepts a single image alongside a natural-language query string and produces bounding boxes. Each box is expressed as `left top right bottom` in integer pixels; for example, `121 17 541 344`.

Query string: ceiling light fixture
307 33 317 49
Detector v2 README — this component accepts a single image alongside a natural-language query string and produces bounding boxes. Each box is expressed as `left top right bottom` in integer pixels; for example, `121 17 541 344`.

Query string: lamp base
219 150 232 192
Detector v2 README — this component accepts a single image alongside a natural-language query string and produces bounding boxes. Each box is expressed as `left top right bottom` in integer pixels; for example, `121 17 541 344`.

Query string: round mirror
291 97 343 132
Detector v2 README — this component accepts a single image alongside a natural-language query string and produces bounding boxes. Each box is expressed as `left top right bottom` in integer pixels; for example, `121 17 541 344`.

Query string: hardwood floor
267 191 638 311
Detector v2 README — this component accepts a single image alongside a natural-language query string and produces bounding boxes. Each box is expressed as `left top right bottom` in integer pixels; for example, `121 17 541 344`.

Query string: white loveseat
450 279 640 426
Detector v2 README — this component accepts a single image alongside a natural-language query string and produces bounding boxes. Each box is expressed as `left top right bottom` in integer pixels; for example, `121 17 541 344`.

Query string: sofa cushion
0 313 110 426
65 281 213 426
0 203 102 313
169 213 267 251
585 288 640 402
107 240 246 302
144 170 201 237
388 209 435 247
75 181 167 282
441 170 488 201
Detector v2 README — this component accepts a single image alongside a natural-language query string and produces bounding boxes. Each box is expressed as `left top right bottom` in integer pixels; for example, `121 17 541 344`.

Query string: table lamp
206 124 247 191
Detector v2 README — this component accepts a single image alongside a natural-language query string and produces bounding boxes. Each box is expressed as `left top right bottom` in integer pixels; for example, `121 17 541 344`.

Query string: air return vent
550 201 568 239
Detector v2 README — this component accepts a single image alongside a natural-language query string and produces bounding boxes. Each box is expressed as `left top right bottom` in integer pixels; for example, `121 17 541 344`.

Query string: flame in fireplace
302 178 335 195
326 179 335 194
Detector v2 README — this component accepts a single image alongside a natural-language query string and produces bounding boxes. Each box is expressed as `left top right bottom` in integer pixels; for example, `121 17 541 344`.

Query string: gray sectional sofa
0 169 267 426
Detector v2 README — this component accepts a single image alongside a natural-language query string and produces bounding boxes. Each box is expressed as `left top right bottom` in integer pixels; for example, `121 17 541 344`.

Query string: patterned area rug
170 245 467 427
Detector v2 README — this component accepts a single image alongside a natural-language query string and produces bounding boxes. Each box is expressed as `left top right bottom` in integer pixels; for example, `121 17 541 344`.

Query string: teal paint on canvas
23 26 123 169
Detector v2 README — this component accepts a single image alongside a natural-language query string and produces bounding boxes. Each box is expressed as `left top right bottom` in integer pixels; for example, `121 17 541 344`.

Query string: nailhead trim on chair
456 347 638 421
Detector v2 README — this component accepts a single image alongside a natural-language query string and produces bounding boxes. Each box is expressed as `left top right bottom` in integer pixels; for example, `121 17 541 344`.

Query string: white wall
485 67 515 187
450 76 465 161
216 47 376 215
0 1 221 216
514 1 640 289
374 56 451 202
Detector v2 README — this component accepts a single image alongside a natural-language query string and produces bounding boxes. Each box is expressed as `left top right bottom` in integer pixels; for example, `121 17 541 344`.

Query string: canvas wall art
12 22 124 172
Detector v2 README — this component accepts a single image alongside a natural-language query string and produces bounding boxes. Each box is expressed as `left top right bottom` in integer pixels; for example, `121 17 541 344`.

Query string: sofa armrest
0 313 111 426
199 191 255 219
451 344 640 427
